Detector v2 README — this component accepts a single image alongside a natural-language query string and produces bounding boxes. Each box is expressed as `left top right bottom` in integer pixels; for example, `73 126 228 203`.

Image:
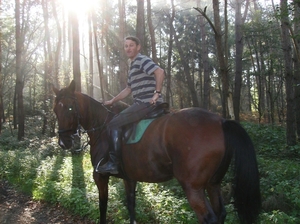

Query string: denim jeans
107 102 155 130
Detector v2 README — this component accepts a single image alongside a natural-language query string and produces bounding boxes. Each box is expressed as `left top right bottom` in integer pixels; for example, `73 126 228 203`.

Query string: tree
243 7 280 123
198 3 211 110
0 0 3 134
0 0 298 139
233 0 249 121
293 0 300 141
118 0 127 90
195 0 230 117
280 0 296 145
147 0 158 63
165 0 175 105
136 0 146 53
41 0 51 135
88 10 94 97
15 0 25 140
70 10 81 91
51 0 62 88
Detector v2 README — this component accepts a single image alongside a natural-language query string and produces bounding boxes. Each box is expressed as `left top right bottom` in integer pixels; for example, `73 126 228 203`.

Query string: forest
0 0 300 223
0 0 299 144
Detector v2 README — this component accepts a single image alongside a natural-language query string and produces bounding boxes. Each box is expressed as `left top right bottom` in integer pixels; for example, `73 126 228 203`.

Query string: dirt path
0 180 96 224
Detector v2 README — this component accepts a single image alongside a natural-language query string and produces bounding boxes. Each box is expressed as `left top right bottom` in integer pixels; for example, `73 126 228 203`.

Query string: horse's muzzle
58 136 74 149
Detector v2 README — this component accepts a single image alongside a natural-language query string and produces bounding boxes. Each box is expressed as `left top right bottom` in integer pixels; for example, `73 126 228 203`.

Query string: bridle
56 95 112 140
56 95 81 136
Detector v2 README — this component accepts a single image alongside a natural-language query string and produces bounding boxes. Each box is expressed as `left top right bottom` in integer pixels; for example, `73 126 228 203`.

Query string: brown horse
52 80 261 224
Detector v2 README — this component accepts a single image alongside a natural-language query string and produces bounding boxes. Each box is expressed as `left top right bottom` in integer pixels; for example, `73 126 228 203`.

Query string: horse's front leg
123 180 137 224
93 172 109 224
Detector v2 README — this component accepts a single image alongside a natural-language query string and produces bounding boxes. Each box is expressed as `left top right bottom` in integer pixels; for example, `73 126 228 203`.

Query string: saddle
123 103 169 144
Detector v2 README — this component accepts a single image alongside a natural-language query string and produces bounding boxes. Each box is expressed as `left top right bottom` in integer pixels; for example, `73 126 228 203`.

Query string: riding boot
96 129 121 174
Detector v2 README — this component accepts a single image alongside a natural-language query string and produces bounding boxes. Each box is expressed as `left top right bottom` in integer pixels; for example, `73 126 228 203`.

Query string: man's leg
96 128 122 174
108 102 154 129
95 102 153 174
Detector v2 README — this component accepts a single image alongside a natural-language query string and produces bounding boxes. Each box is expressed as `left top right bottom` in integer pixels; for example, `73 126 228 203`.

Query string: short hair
125 36 140 46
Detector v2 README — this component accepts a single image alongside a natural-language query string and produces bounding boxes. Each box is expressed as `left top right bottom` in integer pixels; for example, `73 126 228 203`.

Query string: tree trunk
280 0 296 145
42 0 51 135
166 0 175 106
294 1 300 141
15 0 25 140
136 0 146 53
233 0 249 121
246 68 252 112
250 34 264 123
199 10 210 110
92 9 105 100
0 0 2 134
213 0 229 118
118 0 127 90
259 43 266 121
62 6 70 86
70 10 81 91
51 0 61 88
147 0 158 63
88 11 94 97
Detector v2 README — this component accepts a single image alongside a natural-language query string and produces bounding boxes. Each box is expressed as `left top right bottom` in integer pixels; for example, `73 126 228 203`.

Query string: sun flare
61 0 98 15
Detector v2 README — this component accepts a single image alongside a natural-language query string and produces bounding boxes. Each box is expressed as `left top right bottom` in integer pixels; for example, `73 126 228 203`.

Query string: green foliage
242 122 300 157
259 158 300 213
0 121 300 223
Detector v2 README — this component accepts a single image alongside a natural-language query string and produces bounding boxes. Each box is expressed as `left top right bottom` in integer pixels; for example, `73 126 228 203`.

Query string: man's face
124 39 140 60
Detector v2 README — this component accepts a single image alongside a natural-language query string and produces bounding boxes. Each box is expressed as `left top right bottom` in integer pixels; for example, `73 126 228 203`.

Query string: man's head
125 36 140 45
124 36 141 60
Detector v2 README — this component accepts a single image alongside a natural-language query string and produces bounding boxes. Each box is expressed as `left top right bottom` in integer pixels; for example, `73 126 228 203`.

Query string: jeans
107 102 155 131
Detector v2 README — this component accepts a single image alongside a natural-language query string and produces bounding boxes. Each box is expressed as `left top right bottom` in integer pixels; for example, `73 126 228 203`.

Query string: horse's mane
78 92 128 115
80 92 102 105
54 84 129 117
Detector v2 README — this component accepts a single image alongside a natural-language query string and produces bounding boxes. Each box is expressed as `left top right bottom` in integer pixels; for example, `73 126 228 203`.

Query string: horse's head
53 80 80 149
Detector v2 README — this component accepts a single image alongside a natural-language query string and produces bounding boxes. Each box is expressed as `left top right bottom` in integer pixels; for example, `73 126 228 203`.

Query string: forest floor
0 180 95 224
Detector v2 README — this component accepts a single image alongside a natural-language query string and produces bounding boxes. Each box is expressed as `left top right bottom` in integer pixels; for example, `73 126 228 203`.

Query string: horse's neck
78 93 108 131
79 95 110 149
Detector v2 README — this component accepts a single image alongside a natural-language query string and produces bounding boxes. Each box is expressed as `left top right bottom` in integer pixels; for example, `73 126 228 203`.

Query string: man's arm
153 68 165 92
104 86 131 105
151 67 165 104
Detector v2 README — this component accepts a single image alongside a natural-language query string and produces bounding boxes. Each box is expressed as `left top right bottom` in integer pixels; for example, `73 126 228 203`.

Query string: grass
0 118 300 223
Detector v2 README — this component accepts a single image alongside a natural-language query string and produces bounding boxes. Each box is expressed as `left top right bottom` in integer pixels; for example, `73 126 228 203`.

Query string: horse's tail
222 119 261 224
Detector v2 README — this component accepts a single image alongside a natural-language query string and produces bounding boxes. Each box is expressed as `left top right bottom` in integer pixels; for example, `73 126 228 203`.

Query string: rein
83 109 111 134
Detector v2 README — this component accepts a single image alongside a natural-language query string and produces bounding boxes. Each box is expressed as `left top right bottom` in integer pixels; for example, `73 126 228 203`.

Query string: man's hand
150 93 159 105
104 99 114 106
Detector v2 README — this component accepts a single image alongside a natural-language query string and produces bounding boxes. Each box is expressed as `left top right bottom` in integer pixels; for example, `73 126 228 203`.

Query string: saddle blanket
127 118 155 144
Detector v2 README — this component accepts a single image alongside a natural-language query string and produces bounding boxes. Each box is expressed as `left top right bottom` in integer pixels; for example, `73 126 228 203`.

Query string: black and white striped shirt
128 53 163 103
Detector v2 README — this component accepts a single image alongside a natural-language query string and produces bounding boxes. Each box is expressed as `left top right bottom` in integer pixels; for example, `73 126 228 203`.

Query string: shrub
1 120 300 223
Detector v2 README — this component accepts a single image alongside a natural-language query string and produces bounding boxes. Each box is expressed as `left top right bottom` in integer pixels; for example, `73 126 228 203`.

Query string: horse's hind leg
207 184 226 224
182 185 218 224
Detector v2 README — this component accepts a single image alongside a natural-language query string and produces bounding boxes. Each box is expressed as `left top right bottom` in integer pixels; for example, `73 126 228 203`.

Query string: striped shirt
128 53 163 103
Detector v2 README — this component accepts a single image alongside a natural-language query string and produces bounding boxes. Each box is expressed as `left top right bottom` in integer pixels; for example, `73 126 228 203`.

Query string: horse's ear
52 84 59 96
69 80 75 93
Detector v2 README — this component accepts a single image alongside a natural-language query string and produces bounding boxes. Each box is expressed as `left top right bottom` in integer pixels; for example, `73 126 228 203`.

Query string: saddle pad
127 118 155 144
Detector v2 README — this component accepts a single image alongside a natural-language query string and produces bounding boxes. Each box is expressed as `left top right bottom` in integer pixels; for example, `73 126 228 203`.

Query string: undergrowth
0 119 300 223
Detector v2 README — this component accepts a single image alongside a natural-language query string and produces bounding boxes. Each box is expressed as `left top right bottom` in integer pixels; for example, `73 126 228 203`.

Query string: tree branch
193 7 219 36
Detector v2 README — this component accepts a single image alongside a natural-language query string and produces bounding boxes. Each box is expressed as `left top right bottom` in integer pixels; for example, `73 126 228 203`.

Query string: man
96 36 165 174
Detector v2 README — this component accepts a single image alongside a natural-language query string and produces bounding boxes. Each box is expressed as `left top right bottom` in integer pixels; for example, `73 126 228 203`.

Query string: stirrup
95 159 119 174
95 158 104 173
